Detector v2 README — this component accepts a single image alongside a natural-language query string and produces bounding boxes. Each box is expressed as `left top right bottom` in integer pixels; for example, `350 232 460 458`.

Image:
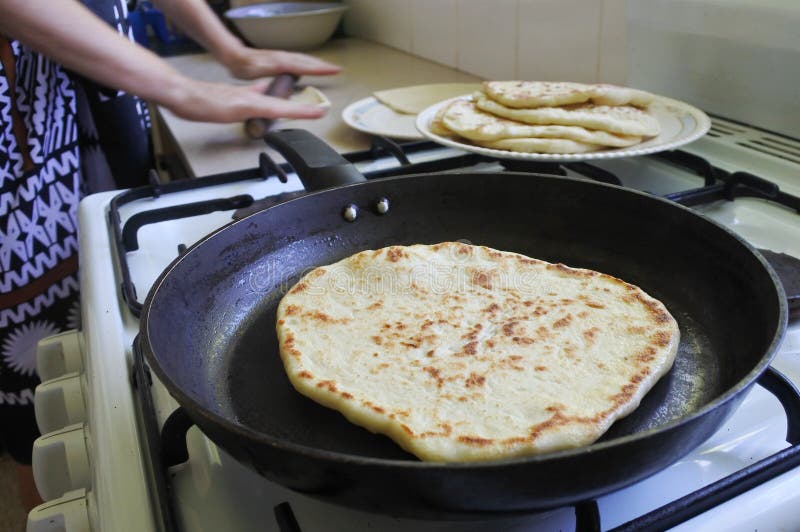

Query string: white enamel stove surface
29 119 800 531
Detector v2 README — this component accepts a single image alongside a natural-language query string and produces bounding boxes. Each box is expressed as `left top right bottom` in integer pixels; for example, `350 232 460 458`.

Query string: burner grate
111 137 800 318
664 170 800 212
110 138 472 315
131 339 800 532
111 136 800 531
115 137 800 531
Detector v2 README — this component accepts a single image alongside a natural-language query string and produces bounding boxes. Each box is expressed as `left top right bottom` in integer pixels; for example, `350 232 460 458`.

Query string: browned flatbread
442 99 642 146
483 81 656 108
474 92 662 137
277 243 680 462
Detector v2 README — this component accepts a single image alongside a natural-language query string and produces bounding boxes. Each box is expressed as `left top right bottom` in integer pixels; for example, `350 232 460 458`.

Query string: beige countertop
157 38 480 177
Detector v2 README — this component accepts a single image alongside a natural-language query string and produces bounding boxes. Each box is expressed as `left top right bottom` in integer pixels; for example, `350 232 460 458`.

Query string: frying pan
139 129 786 518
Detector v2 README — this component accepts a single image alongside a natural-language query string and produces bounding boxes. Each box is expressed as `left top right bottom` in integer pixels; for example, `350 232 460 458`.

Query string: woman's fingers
275 51 341 75
167 80 328 122
228 48 341 79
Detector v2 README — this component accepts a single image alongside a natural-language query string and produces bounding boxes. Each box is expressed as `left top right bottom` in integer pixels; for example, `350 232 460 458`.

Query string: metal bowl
225 2 348 51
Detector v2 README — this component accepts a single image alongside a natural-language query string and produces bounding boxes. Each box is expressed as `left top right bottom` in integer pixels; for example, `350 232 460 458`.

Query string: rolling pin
244 73 299 139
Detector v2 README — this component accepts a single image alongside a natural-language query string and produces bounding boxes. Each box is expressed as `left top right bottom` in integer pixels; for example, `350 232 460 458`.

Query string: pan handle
263 129 367 192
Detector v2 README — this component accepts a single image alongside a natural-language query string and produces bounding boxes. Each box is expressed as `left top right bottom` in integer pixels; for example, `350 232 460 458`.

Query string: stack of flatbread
430 81 662 154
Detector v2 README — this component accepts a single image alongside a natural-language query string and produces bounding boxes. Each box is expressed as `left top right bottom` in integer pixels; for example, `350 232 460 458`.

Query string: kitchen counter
156 38 480 177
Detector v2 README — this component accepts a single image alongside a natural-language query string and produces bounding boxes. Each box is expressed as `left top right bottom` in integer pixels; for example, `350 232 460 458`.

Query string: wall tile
342 0 412 52
598 0 628 84
456 0 517 80
410 0 458 67
516 0 603 82
340 0 373 40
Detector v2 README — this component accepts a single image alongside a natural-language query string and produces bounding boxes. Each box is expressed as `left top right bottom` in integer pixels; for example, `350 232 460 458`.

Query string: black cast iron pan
139 129 786 518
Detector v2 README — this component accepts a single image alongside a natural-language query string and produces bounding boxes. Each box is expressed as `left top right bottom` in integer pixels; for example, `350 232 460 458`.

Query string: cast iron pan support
142 366 800 531
611 367 800 531
134 127 785 524
369 136 412 166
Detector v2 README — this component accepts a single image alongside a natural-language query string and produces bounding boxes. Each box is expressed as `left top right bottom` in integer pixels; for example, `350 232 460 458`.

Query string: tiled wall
341 0 628 83
626 0 800 138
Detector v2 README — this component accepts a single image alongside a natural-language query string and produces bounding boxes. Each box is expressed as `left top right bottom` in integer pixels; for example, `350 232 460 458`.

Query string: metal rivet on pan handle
342 204 359 222
375 197 390 215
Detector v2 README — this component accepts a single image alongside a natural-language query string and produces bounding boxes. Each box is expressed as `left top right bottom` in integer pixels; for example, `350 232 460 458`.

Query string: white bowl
225 2 348 51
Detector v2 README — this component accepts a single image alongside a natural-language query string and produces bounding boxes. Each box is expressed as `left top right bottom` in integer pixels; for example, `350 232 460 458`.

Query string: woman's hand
225 47 341 80
0 0 339 124
163 77 328 123
148 0 341 80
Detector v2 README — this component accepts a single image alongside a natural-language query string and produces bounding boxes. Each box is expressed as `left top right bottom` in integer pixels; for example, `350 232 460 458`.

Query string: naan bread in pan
483 81 656 108
442 99 642 146
276 243 680 462
474 92 661 137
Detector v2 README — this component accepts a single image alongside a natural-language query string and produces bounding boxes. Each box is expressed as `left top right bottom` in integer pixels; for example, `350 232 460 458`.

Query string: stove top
28 116 800 532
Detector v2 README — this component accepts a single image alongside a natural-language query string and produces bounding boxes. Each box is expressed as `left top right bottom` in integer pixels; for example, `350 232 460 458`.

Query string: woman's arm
0 0 329 122
149 0 341 79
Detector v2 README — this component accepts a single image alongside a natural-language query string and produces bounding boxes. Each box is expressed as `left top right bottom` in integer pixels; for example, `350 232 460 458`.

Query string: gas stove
28 117 800 531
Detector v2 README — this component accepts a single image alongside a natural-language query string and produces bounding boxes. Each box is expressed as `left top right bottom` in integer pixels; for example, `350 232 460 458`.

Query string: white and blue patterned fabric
0 0 150 463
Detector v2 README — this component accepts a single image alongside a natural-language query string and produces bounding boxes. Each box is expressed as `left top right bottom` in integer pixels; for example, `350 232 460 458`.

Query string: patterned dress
0 0 150 463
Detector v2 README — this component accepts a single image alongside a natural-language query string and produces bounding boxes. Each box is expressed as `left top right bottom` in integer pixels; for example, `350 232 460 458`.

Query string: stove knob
37 330 84 381
34 372 86 434
32 423 91 501
27 488 91 532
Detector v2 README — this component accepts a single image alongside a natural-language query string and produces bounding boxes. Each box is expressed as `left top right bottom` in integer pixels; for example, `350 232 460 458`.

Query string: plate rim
341 96 424 141
414 93 712 162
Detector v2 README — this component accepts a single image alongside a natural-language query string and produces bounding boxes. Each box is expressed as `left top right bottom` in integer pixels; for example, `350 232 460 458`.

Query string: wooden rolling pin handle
244 73 300 139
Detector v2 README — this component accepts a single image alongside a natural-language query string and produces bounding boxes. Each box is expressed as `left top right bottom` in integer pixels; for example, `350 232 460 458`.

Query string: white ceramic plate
342 96 424 140
415 94 712 162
